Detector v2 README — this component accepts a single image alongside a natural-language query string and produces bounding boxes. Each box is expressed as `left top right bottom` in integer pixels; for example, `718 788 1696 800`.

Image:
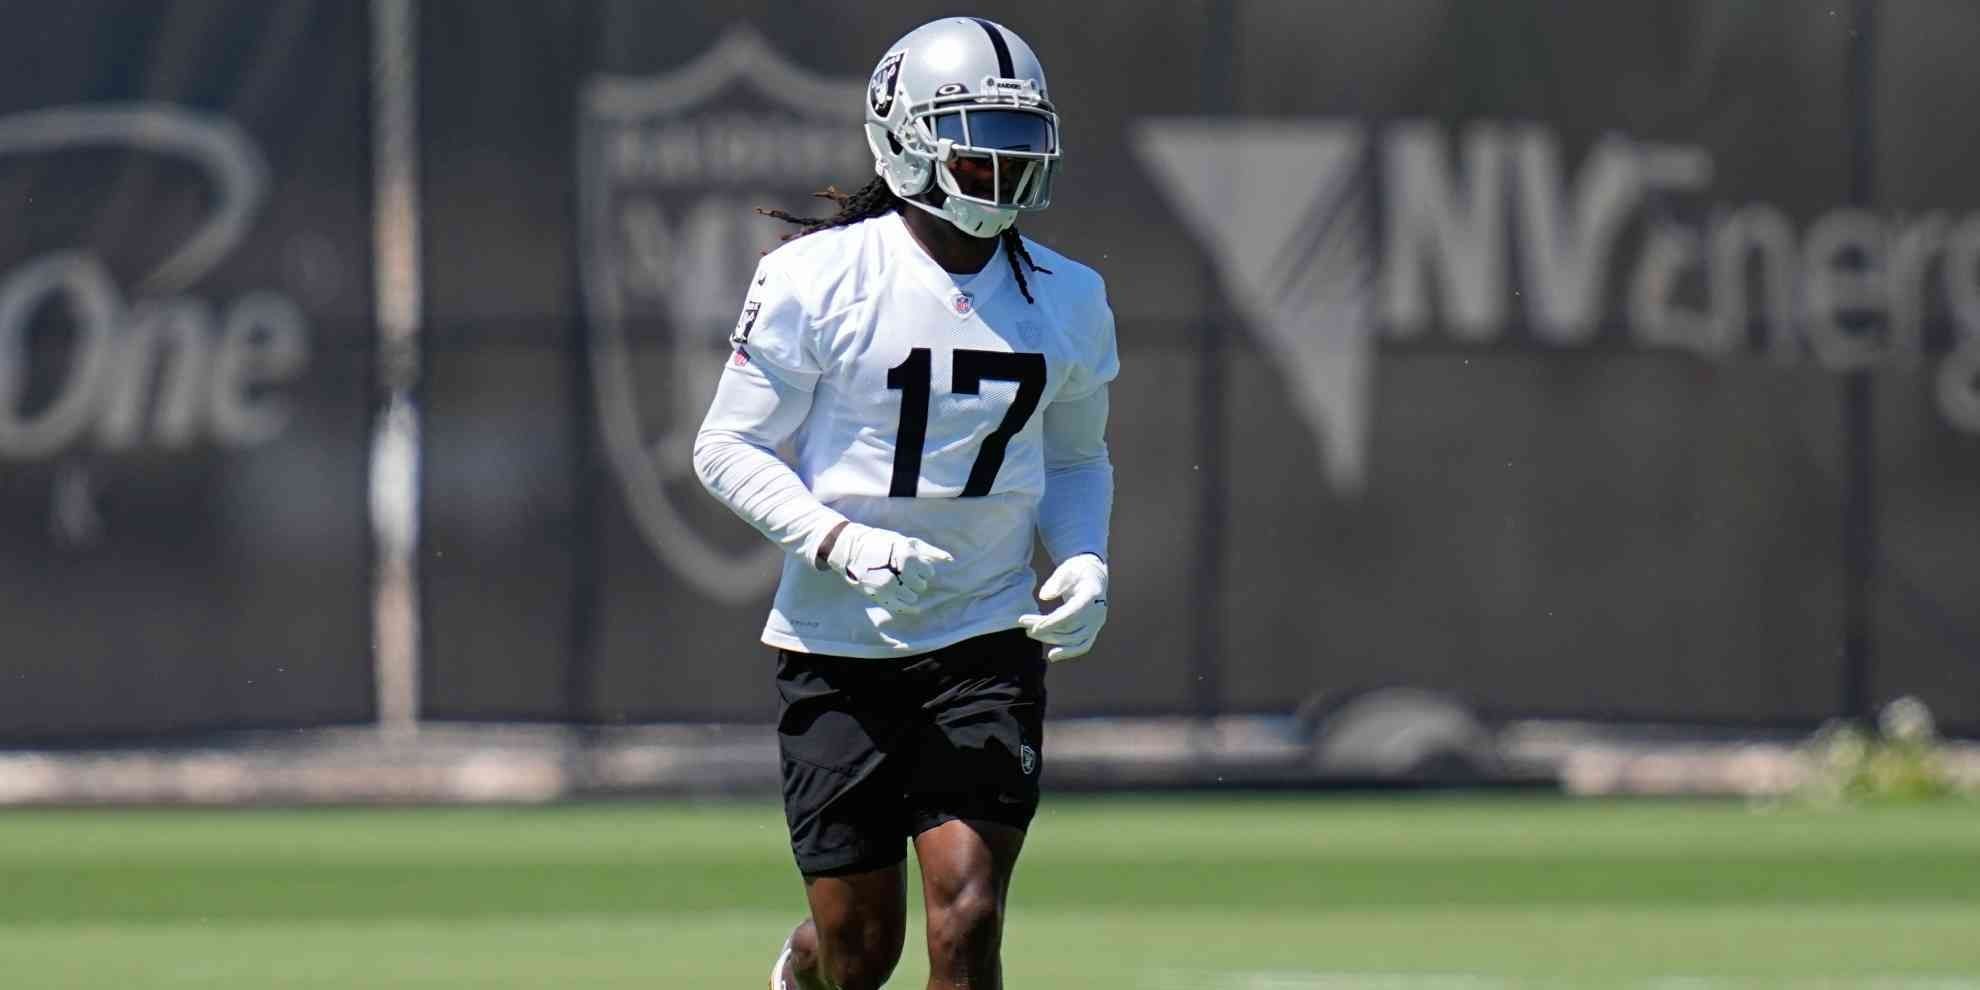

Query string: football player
691 16 1115 990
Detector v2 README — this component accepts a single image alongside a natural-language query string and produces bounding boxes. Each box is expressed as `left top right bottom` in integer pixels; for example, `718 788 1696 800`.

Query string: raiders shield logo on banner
578 25 869 604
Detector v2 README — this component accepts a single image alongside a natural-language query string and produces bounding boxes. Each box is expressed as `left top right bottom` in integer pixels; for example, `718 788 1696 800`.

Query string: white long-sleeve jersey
693 212 1116 658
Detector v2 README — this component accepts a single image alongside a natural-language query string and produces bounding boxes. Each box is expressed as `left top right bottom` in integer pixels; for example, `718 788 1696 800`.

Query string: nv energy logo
0 105 314 542
1135 121 1980 495
580 27 870 603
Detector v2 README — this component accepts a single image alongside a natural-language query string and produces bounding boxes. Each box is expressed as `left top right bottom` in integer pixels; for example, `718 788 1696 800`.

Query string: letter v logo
1132 121 1373 495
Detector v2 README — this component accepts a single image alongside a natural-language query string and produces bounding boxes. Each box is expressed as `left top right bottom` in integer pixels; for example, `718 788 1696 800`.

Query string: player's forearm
692 430 847 563
1037 454 1112 564
693 360 845 564
1037 385 1112 563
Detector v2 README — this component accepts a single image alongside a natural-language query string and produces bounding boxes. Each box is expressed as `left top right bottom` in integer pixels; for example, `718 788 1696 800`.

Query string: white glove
1017 553 1108 662
824 522 955 617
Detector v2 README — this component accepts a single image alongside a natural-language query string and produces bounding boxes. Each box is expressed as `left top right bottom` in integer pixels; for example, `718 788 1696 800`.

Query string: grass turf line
0 796 1975 987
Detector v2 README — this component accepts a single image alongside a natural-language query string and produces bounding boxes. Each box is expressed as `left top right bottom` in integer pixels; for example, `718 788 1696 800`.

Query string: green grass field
3 795 1978 988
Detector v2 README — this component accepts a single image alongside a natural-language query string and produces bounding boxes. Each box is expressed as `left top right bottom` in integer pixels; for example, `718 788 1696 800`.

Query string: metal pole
1191 0 1237 741
371 0 423 739
1841 0 1878 722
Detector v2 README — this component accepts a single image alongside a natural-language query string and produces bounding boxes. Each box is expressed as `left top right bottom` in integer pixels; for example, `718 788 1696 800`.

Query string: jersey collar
882 212 1013 319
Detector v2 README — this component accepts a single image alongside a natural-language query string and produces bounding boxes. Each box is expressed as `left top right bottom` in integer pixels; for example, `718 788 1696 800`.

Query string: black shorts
775 627 1047 877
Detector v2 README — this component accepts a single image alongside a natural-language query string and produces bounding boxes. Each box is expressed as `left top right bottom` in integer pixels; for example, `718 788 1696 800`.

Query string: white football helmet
864 17 1062 238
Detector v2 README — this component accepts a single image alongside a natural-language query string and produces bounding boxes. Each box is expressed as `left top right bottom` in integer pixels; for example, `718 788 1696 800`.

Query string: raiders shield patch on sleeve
729 299 762 349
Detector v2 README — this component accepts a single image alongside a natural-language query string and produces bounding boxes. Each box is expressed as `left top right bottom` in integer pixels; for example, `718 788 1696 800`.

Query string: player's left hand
1017 553 1108 662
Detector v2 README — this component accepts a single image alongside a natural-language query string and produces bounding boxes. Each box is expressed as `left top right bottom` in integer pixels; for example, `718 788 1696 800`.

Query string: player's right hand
824 522 955 616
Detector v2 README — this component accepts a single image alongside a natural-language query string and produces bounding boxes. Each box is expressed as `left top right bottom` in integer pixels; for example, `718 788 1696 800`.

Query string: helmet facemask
920 93 1059 210
870 71 1062 239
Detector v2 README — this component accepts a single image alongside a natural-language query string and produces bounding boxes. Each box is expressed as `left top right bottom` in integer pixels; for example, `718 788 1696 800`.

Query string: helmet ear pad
865 119 933 198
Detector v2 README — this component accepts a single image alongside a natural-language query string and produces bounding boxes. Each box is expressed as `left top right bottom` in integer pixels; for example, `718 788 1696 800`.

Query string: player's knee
816 948 897 990
925 887 1002 966
814 916 903 990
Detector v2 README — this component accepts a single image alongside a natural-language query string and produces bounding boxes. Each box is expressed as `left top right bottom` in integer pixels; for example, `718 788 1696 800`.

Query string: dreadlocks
758 177 1054 304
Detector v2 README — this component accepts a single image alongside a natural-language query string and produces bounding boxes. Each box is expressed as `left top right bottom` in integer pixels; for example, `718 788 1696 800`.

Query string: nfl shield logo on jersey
1020 744 1037 776
578 26 869 604
952 290 973 316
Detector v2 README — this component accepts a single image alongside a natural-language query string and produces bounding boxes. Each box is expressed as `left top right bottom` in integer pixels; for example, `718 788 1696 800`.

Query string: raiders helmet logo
869 50 905 117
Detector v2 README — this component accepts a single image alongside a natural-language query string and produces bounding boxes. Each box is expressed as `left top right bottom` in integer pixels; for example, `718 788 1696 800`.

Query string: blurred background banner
417 0 1975 732
0 1 376 742
6 1 1976 743
11 9 1980 987
417 1 1222 724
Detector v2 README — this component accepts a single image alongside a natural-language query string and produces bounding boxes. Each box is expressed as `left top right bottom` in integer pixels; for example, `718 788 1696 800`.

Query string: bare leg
914 818 1027 990
781 863 908 990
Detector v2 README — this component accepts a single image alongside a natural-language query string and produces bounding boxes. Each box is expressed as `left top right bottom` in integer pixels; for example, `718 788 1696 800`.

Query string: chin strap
900 191 1017 239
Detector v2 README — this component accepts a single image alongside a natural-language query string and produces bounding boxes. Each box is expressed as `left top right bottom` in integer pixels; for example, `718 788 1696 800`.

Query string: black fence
4 1 1977 742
